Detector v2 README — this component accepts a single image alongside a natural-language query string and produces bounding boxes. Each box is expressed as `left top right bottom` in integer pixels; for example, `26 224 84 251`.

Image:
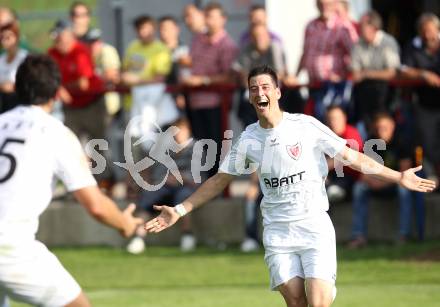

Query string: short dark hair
15 54 61 105
362 10 383 30
159 15 178 25
69 1 90 17
250 4 265 13
248 65 279 87
133 15 155 30
204 2 226 17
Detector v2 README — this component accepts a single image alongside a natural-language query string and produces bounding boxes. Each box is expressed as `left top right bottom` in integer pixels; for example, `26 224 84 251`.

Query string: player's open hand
144 205 180 233
400 165 437 192
121 203 144 238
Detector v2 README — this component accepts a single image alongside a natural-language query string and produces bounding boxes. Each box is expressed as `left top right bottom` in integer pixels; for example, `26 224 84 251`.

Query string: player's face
248 74 281 117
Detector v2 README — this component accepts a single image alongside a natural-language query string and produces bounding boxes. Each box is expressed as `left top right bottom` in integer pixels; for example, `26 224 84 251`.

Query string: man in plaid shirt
296 0 358 121
183 2 238 179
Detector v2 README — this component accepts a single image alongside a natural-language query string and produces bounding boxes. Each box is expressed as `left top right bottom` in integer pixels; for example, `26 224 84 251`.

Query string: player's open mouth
256 98 269 109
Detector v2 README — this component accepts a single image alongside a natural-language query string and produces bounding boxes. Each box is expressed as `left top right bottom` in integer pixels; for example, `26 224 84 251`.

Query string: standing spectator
401 13 440 182
348 113 415 248
296 0 357 121
47 19 109 183
183 4 207 36
122 15 171 100
159 15 190 85
69 1 96 44
158 15 190 112
184 2 238 178
238 4 282 47
350 11 400 136
325 105 363 203
84 28 123 193
235 23 287 127
0 21 27 113
121 15 175 141
0 7 36 54
335 0 359 38
85 28 120 115
236 24 287 87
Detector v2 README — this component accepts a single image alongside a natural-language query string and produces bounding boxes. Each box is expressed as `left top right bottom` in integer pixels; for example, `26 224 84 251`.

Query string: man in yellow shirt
122 14 171 110
121 15 177 205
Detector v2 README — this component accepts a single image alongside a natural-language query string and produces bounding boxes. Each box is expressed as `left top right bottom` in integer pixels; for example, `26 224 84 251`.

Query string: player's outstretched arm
73 186 144 237
145 172 235 233
337 147 436 193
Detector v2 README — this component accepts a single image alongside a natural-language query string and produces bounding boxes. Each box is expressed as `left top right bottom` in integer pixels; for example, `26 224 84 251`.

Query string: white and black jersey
0 106 96 246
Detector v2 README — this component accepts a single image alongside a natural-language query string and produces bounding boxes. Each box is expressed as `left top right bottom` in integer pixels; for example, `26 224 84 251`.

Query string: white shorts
263 212 337 290
0 240 81 307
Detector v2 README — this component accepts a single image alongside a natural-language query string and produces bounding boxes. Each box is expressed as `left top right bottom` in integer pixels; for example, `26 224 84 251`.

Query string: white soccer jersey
0 106 96 245
220 112 346 225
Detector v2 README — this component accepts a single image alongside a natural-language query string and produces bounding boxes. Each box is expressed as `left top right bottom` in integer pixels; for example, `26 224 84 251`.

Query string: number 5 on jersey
0 138 25 183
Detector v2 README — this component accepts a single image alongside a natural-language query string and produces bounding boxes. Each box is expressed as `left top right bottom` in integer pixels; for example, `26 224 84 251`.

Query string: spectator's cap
50 19 72 38
83 28 102 43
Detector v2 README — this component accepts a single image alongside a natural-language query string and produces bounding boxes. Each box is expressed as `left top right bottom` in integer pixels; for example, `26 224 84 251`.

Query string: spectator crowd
1 0 440 252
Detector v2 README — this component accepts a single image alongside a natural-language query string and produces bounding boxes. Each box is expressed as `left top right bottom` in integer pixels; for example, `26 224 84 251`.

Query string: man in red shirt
48 19 108 181
325 105 363 203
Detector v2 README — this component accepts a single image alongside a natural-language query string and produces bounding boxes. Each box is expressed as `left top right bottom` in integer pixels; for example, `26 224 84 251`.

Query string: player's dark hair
247 65 279 87
133 15 155 30
15 54 61 106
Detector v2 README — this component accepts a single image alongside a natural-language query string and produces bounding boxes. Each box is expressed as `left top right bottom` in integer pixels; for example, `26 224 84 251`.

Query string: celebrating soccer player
145 65 435 307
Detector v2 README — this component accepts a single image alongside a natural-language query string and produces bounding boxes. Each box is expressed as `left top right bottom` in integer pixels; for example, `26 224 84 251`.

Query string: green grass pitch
9 241 440 307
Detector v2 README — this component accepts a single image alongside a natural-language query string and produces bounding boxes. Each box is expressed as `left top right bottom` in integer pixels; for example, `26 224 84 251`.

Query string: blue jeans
309 81 352 122
351 181 413 238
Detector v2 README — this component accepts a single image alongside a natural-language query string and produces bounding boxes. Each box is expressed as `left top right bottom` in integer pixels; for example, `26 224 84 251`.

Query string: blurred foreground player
0 55 143 307
145 65 436 307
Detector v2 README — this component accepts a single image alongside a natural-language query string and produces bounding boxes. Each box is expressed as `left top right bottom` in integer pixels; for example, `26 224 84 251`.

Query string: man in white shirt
144 65 435 307
0 54 143 307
